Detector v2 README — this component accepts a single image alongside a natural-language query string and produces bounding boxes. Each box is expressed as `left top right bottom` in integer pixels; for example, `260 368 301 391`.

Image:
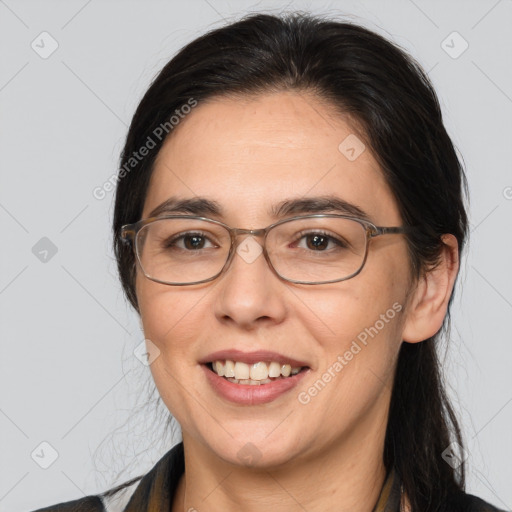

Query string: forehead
143 91 400 225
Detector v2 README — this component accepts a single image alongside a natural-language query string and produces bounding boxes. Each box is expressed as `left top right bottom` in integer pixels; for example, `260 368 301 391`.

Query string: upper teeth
212 360 302 380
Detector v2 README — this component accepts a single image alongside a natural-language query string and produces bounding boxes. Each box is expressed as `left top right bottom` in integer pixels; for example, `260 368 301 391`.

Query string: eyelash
162 230 348 252
291 230 348 250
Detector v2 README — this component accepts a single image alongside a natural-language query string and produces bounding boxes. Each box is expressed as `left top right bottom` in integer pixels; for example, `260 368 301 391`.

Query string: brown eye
293 231 348 252
164 232 215 251
306 234 329 250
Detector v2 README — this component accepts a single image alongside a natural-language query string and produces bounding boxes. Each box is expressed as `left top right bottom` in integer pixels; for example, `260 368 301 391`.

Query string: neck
173 405 390 512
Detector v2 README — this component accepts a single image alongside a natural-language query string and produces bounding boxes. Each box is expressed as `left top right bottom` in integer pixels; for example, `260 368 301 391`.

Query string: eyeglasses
120 214 411 286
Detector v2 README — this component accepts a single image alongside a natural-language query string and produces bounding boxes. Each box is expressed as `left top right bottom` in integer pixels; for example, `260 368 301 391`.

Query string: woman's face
136 91 414 468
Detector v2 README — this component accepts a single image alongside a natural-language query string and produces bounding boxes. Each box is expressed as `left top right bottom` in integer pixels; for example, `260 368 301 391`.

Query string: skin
135 90 459 512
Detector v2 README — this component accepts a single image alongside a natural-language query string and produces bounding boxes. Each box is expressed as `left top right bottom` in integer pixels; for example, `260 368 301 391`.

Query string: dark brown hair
113 12 469 511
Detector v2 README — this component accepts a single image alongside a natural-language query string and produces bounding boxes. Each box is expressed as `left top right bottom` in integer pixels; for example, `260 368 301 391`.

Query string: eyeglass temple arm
373 226 413 236
120 226 136 245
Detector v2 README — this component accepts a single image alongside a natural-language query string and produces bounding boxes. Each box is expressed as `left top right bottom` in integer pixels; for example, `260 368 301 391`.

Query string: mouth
206 359 308 385
199 349 311 404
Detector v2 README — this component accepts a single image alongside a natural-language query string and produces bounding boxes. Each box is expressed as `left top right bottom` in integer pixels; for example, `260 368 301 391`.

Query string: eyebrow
147 195 372 222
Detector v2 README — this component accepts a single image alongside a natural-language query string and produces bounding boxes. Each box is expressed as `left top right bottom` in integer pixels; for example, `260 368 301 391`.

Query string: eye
293 231 349 252
164 232 217 251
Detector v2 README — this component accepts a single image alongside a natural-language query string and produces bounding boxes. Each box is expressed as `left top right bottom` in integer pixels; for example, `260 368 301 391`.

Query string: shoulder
451 489 507 512
28 495 106 512
27 442 184 512
27 477 140 512
27 477 141 512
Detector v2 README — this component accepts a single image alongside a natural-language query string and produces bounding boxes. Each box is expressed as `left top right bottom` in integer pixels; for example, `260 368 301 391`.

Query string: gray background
1 0 511 510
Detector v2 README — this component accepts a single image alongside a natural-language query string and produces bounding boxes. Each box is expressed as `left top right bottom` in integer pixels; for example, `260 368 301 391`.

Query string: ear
402 234 459 343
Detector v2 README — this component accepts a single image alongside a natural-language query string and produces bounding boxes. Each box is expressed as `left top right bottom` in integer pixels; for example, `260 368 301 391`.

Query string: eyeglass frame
120 214 412 286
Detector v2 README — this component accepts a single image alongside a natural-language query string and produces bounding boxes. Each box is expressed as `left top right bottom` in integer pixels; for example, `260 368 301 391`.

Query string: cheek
295 255 408 382
136 274 203 360
299 285 405 415
136 278 208 426
292 271 406 351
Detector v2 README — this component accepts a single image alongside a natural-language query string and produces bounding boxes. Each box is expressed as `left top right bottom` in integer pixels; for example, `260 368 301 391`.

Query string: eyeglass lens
135 217 368 284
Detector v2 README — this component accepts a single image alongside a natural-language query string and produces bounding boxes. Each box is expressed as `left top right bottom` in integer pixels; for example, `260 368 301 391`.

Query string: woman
33 12 505 512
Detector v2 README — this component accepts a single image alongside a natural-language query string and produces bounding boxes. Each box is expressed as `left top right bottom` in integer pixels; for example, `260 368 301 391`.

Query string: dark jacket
30 442 506 512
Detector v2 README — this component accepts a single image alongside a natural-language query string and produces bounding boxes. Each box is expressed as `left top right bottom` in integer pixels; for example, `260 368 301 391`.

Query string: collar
119 442 401 511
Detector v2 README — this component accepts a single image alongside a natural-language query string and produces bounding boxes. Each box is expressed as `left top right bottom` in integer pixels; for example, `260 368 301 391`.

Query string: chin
201 430 306 470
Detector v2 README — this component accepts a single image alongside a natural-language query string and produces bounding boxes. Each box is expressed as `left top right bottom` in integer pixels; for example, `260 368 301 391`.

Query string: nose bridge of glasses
221 227 272 280
230 227 267 240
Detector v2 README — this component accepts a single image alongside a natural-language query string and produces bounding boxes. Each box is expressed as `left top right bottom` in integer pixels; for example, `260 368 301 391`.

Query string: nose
213 235 287 329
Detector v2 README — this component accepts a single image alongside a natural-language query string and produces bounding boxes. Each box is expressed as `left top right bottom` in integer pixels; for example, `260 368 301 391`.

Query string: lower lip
202 364 309 405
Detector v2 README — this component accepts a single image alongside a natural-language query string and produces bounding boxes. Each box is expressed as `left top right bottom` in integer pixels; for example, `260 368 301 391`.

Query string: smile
209 360 304 385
